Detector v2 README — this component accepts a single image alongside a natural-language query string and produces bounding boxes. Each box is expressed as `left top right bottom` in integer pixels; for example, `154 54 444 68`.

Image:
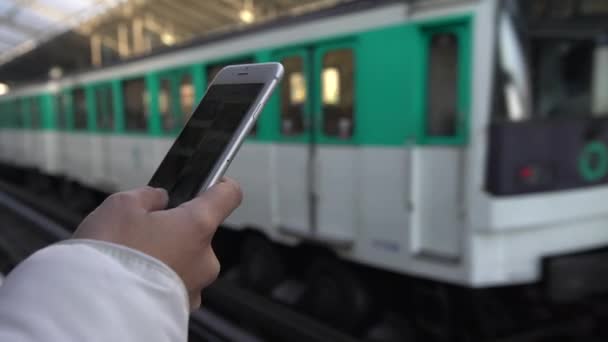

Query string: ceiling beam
0 0 40 37
24 2 67 22
155 0 227 31
0 31 21 45
79 0 149 35
145 1 213 33
0 20 39 37
191 1 240 22
218 0 244 10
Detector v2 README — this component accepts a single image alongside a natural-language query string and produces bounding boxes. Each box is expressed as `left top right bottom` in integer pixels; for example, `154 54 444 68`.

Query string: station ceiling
0 0 350 85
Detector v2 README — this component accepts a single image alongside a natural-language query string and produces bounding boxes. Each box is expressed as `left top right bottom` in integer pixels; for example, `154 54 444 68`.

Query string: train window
4 102 12 128
73 87 88 130
14 100 24 128
426 33 459 137
180 75 194 122
6 102 15 128
280 56 307 135
95 85 114 131
206 64 223 84
123 78 149 132
30 98 41 129
1 103 7 128
159 79 175 131
0 102 6 128
7 101 16 128
55 93 68 130
321 49 354 139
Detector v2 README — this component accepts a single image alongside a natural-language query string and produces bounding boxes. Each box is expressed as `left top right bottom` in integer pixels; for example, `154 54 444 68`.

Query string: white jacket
0 239 189 342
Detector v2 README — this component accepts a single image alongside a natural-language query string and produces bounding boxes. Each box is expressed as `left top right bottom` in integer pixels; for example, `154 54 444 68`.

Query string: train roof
1 0 479 98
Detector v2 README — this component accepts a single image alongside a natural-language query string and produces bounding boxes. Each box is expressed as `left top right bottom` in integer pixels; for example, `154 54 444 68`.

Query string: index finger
124 186 169 212
177 177 243 229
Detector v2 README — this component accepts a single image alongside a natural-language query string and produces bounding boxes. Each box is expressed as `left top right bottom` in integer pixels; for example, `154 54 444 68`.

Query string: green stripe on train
0 14 473 147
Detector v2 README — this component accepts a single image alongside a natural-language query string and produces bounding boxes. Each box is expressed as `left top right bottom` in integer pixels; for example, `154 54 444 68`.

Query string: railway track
0 185 265 342
1 177 604 342
0 180 365 342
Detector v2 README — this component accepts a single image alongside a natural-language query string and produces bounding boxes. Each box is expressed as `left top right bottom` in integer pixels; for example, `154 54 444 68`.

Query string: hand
73 178 243 310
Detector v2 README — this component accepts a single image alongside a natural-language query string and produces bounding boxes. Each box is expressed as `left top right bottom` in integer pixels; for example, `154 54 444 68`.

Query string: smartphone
148 62 283 208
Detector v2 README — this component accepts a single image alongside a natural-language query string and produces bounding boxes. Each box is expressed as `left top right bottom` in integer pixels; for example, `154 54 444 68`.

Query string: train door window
159 78 175 131
95 85 114 131
123 78 149 132
180 74 195 122
321 49 354 139
30 97 41 129
280 56 307 135
55 92 68 130
426 33 459 137
73 87 88 130
0 102 6 128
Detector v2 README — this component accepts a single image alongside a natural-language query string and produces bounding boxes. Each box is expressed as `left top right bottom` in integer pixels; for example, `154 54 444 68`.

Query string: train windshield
496 0 608 121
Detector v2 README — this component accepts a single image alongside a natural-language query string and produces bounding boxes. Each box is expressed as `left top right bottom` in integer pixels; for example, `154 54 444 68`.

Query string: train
2 0 608 339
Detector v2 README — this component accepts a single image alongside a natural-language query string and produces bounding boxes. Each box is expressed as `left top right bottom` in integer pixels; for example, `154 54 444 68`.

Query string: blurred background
1 0 608 341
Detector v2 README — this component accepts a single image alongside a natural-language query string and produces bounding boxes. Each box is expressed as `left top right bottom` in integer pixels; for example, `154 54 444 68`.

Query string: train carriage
0 85 59 173
2 0 608 339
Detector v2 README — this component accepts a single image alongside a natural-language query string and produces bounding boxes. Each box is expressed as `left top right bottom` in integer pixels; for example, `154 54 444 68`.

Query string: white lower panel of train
0 130 26 166
1 130 60 173
3 130 608 288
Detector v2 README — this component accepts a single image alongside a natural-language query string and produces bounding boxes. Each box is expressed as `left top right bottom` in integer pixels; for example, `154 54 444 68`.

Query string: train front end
476 0 608 298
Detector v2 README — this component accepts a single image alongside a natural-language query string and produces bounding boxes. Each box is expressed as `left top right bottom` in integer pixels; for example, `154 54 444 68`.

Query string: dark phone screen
149 83 264 208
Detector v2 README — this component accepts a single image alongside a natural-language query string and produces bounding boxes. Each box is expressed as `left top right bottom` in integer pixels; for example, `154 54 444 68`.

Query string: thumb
130 186 169 212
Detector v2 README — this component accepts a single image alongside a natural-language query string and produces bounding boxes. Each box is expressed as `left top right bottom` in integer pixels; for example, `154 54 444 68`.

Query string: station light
49 66 63 80
239 9 255 23
0 83 9 96
240 0 255 24
161 33 176 46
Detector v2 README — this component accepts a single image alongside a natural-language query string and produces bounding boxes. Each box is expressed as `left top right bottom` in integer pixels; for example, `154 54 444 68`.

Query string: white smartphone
149 62 283 208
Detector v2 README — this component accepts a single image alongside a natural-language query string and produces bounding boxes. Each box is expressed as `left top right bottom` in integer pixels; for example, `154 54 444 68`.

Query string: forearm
0 239 189 342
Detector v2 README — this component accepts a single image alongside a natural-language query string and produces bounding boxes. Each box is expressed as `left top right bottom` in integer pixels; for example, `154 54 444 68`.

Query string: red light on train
519 166 535 180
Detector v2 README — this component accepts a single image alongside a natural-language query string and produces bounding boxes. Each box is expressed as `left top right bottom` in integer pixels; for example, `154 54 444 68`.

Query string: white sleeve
0 239 190 342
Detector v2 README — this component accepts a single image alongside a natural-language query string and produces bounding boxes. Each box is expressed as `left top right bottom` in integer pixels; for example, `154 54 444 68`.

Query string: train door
275 42 357 245
410 22 471 260
54 90 70 176
92 83 115 189
274 48 313 236
8 100 20 164
32 95 51 172
22 97 39 168
118 76 152 189
15 100 27 166
25 97 34 164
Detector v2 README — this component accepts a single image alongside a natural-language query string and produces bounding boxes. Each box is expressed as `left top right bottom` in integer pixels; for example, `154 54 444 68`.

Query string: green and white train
2 0 608 338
